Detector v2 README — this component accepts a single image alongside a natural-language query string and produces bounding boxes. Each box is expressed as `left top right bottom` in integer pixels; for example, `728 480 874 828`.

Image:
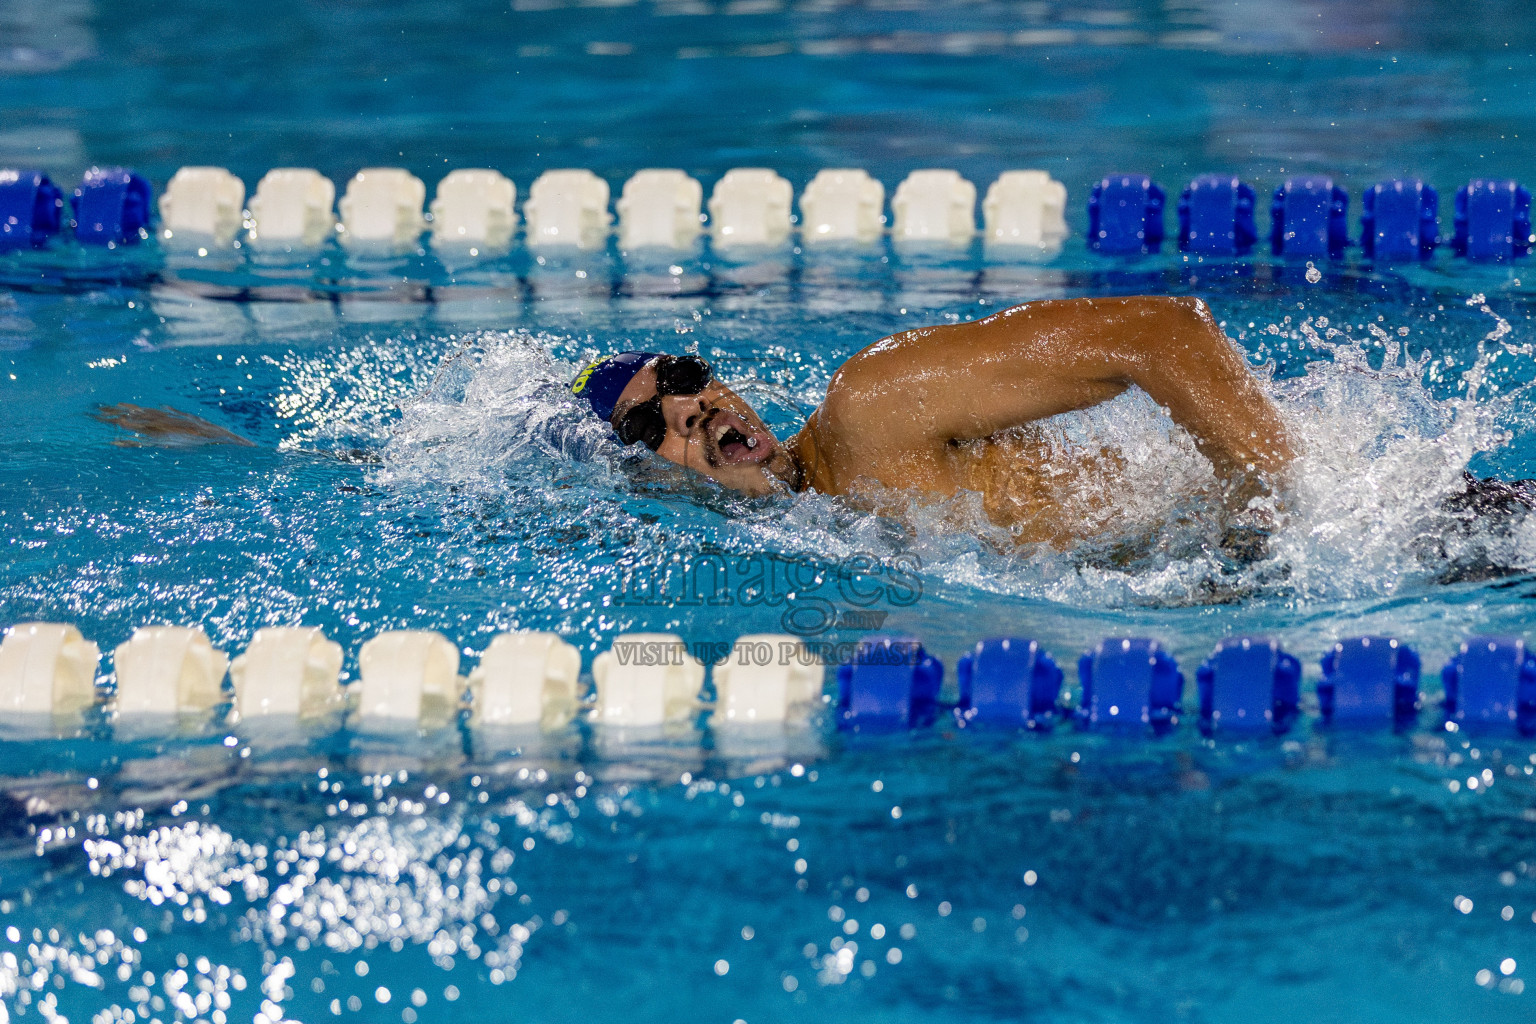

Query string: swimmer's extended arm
811 295 1293 501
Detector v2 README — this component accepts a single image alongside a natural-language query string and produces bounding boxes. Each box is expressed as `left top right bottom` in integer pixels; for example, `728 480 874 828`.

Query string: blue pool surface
3 1 1536 1021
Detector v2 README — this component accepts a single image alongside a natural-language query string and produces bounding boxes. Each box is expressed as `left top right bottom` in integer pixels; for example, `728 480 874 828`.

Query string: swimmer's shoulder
790 407 845 494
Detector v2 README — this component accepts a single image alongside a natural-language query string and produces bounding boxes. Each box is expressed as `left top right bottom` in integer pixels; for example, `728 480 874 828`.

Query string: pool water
3 1 1536 1021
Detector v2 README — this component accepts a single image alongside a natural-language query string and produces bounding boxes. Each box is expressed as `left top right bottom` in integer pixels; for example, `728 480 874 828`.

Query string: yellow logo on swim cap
570 358 606 395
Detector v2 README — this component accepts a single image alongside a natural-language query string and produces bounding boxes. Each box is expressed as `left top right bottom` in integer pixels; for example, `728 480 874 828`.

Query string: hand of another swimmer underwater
93 403 255 448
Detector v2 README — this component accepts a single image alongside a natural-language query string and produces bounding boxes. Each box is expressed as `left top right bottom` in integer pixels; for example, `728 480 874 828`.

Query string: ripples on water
2 269 1533 1021
6 0 1536 1019
4 729 1536 1023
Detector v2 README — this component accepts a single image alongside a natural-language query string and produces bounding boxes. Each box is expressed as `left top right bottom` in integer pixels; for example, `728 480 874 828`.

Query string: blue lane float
1441 636 1536 736
835 635 943 732
1196 636 1301 736
1178 174 1257 255
70 166 153 246
955 637 1063 730
1453 179 1532 262
1318 636 1421 729
1075 637 1182 734
1087 174 1165 254
1360 179 1438 261
1270 176 1350 258
0 169 64 250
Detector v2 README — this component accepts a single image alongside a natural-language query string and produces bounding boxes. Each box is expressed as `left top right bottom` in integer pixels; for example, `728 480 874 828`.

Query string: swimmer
89 294 1533 574
573 296 1294 553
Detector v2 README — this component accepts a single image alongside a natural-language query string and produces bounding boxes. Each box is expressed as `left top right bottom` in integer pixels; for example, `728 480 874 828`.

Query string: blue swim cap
570 351 661 421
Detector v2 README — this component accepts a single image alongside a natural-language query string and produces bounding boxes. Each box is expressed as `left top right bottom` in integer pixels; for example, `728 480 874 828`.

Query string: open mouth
703 408 774 466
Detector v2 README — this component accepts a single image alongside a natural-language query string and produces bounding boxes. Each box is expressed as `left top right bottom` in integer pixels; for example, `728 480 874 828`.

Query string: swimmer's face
610 361 796 495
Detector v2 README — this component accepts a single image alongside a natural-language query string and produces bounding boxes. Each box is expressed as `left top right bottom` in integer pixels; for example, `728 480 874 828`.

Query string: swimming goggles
612 354 714 451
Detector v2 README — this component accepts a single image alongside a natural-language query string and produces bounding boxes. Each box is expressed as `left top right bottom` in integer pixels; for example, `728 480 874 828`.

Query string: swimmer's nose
661 393 709 439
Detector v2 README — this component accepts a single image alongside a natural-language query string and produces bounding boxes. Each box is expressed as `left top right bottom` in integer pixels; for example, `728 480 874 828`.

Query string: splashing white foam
375 331 621 493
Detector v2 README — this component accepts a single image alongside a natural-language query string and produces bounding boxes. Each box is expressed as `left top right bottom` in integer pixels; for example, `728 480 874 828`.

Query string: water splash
378 308 1536 611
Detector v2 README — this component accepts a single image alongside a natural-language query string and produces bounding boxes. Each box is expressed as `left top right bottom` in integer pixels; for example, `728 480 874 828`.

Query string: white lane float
0 622 100 723
799 169 885 244
430 168 517 250
467 631 582 730
228 627 344 721
892 169 977 245
158 166 246 247
616 169 704 250
708 168 793 247
354 629 462 729
524 169 612 249
983 170 1069 251
712 634 824 724
246 168 336 248
112 625 229 718
591 632 704 727
338 168 427 250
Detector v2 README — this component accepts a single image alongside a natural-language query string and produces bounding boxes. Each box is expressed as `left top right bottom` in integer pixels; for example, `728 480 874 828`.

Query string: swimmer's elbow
1150 295 1219 339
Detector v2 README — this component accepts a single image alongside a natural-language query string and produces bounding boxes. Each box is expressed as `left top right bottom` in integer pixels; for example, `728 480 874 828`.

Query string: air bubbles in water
1304 262 1322 284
